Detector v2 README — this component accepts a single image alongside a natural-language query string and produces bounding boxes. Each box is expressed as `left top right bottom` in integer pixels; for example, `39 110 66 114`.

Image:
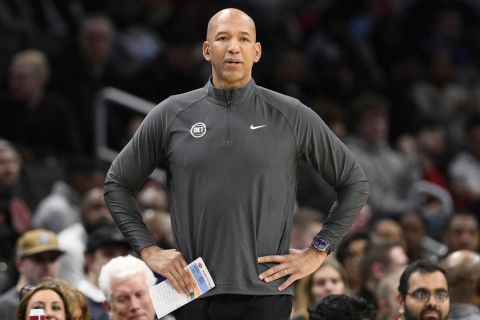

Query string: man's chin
128 315 148 320
404 309 444 320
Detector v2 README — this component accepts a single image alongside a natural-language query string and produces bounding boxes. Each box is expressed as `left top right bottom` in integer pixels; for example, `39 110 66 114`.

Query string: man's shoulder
255 85 319 124
0 286 19 304
255 85 300 107
58 223 85 242
159 87 206 111
0 288 18 320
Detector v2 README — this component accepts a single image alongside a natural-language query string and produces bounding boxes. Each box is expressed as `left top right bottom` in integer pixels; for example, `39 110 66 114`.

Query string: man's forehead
0 149 18 160
207 9 255 38
408 270 447 289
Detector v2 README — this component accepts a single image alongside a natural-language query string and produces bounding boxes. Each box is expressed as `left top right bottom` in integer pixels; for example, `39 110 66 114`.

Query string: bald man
104 8 369 319
442 250 480 319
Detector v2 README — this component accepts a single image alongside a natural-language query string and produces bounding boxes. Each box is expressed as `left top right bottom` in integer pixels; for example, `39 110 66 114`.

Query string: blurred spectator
345 93 418 217
397 259 450 320
302 11 363 105
33 156 106 233
441 212 479 254
290 207 325 250
399 212 448 262
0 139 32 290
309 294 376 320
143 209 174 250
335 231 370 293
376 270 402 320
370 218 405 244
400 212 428 262
125 16 204 104
399 116 449 191
292 258 348 320
107 0 162 77
137 182 170 213
50 277 91 320
411 48 474 148
448 114 480 210
49 14 124 153
296 160 337 214
348 203 373 234
58 187 116 286
296 100 348 214
0 0 84 77
0 49 81 160
424 9 473 83
357 240 409 308
311 98 349 140
99 255 175 320
78 226 130 320
0 229 63 320
399 116 454 227
266 47 308 101
15 277 73 320
442 250 480 320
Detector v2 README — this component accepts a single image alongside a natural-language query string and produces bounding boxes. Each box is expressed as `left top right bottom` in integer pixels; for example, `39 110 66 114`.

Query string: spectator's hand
258 247 327 291
139 245 195 296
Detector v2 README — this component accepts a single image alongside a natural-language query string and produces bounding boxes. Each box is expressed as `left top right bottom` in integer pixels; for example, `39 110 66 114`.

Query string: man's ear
396 293 405 315
203 41 211 61
102 300 111 311
254 42 262 63
371 262 386 280
16 257 24 273
103 300 113 318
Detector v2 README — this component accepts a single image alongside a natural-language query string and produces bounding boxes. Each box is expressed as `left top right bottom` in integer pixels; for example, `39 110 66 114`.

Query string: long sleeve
292 102 369 251
104 102 167 253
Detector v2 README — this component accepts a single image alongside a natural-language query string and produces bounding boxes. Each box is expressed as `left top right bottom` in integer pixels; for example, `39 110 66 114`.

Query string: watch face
313 237 329 250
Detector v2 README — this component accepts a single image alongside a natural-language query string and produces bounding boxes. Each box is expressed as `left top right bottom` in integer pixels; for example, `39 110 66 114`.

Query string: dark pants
172 294 293 320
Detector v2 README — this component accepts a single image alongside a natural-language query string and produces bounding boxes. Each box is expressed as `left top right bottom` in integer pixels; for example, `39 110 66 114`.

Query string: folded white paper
149 257 215 319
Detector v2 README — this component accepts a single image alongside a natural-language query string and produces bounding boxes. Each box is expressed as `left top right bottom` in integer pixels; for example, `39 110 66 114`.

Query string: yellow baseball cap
16 229 64 258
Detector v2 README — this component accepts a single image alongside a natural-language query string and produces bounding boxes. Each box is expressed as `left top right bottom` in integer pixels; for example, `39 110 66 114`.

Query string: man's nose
130 296 142 310
227 38 240 52
426 294 438 306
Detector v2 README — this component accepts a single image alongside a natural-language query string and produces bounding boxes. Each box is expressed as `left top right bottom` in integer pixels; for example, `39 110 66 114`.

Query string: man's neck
87 271 99 287
15 275 29 291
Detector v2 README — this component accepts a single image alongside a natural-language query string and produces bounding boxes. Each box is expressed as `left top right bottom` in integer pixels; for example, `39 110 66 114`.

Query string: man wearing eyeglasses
0 229 64 320
397 259 450 320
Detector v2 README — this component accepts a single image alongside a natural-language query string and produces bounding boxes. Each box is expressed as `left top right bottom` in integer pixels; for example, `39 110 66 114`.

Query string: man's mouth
225 59 242 65
421 308 441 320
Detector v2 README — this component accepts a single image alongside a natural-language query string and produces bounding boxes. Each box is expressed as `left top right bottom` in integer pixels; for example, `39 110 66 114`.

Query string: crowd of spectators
1 0 480 319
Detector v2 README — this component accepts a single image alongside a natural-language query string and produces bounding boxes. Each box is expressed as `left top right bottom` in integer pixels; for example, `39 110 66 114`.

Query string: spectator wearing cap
0 228 63 320
78 226 131 320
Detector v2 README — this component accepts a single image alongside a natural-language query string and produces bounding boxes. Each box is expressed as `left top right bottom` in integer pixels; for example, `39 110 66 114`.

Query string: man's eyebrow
214 31 252 37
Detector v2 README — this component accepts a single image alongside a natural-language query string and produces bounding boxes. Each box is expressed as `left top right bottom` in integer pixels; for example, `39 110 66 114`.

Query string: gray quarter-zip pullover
104 79 369 296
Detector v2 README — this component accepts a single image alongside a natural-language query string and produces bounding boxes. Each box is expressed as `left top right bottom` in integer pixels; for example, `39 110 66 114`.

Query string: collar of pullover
204 78 256 106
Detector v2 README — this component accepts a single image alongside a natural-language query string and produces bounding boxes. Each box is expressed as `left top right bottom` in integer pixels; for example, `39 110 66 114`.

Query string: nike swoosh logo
250 124 267 130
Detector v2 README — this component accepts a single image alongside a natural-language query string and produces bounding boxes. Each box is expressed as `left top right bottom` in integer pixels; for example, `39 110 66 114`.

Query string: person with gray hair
442 250 480 320
0 49 81 159
99 255 173 320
